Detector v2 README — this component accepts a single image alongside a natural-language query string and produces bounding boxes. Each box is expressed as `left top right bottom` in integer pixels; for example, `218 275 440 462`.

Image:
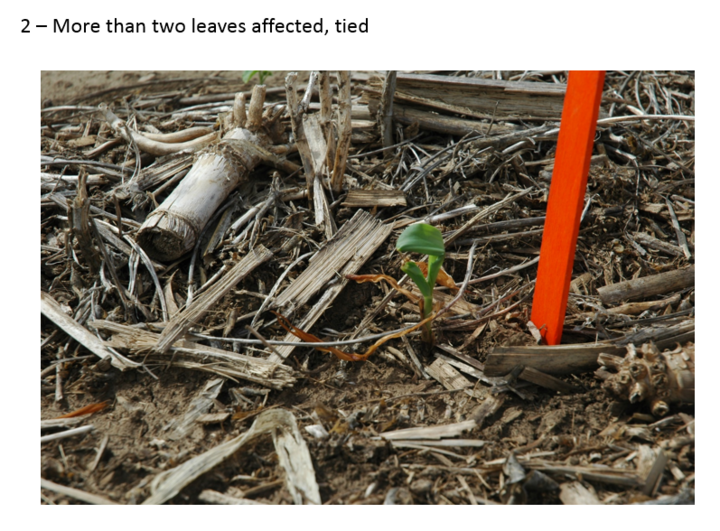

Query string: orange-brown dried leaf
314 403 339 424
377 417 400 433
272 311 361 361
330 418 351 435
55 400 110 419
414 262 458 290
347 264 456 294
271 310 436 362
345 273 419 303
232 405 263 421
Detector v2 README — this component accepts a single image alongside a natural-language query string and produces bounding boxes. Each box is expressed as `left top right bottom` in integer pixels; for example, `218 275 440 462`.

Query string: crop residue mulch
41 71 694 505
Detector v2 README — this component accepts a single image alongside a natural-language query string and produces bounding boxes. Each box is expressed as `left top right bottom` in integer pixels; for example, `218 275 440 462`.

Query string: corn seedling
242 70 273 84
276 222 450 360
396 223 445 343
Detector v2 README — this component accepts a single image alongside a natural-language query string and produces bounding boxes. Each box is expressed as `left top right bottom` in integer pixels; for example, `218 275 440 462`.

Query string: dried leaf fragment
54 400 110 419
271 310 435 362
345 273 419 303
413 262 458 291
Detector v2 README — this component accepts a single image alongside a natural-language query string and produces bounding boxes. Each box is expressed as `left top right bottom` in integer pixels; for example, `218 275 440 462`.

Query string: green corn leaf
242 71 259 83
396 223 445 258
401 261 432 299
242 71 273 84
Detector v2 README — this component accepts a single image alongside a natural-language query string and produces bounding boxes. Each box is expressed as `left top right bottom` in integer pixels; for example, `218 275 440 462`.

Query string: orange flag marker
530 71 605 345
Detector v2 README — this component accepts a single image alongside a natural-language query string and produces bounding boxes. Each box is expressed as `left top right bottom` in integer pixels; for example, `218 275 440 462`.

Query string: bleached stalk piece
41 418 86 430
41 291 139 371
485 321 693 377
272 210 388 314
342 189 406 208
141 126 216 144
92 319 297 390
41 478 118 505
267 210 392 362
602 293 681 316
313 174 335 239
318 71 336 173
168 378 224 440
246 85 266 131
135 86 270 261
272 410 322 505
379 71 398 151
198 490 267 505
384 439 487 448
143 409 320 505
367 73 569 119
40 425 94 443
155 245 272 353
597 265 694 305
598 342 694 416
379 420 477 441
559 482 602 505
426 357 473 390
102 106 219 157
285 73 315 195
304 113 336 238
304 115 328 171
330 71 352 193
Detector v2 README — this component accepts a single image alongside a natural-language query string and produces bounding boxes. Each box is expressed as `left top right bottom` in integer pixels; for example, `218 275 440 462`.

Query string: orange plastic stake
530 71 605 345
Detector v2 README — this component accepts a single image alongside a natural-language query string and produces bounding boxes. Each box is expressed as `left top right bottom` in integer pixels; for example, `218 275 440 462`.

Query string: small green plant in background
242 71 273 85
396 223 445 344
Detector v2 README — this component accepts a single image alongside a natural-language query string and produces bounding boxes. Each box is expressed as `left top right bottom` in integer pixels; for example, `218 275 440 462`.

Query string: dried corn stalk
91 320 297 390
143 409 320 505
107 85 274 261
598 342 694 416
